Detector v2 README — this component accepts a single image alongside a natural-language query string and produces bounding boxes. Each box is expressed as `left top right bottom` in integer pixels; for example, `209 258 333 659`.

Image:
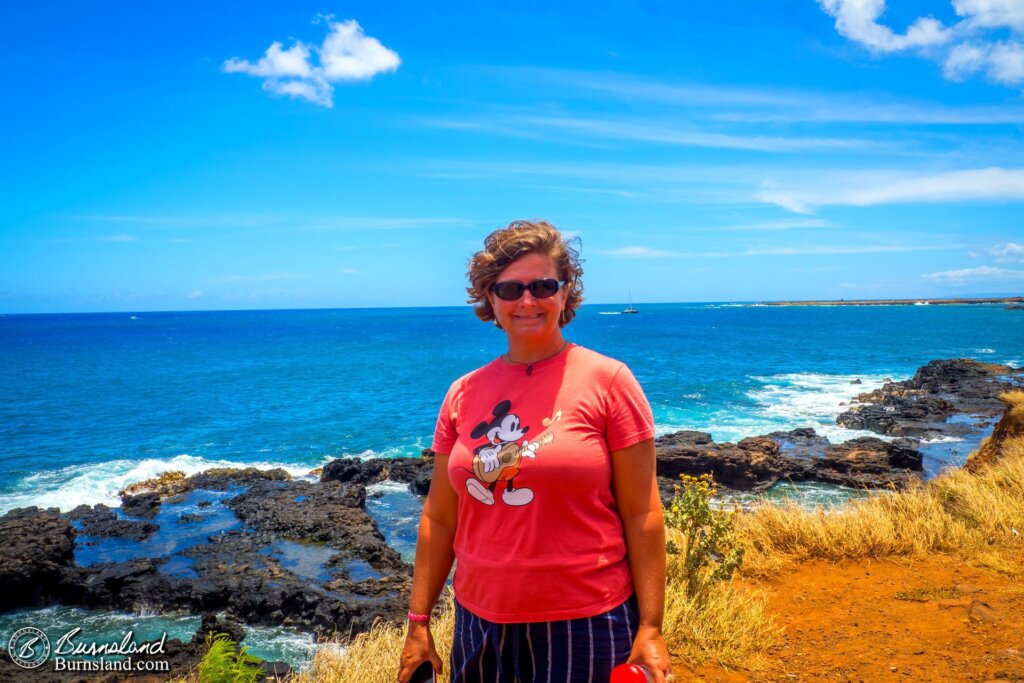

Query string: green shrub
665 473 745 597
197 632 264 683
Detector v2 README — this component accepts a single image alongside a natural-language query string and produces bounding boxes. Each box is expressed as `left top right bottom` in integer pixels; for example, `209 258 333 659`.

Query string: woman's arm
611 438 673 683
397 453 459 683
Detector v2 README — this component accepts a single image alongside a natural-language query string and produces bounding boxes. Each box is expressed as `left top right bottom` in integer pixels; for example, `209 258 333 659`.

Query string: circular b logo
8 627 51 669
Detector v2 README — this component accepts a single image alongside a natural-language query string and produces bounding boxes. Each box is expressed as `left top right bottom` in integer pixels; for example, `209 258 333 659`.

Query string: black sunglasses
489 278 566 301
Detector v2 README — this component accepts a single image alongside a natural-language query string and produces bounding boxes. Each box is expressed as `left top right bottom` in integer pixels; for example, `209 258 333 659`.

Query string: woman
397 221 671 683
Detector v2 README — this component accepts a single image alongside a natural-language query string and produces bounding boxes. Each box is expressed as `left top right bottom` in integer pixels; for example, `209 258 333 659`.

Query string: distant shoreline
760 296 1024 307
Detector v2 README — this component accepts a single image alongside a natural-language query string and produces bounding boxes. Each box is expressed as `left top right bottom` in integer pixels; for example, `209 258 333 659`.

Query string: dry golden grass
663 526 780 669
288 594 456 683
738 392 1024 577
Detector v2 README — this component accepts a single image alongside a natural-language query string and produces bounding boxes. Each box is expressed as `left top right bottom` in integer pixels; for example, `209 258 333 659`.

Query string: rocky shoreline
0 358 1019 681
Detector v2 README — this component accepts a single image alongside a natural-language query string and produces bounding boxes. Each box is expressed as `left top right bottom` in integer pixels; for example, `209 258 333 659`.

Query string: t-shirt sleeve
430 379 461 455
605 364 656 452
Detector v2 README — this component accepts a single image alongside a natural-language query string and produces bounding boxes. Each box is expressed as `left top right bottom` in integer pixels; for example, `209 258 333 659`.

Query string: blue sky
1 0 1023 313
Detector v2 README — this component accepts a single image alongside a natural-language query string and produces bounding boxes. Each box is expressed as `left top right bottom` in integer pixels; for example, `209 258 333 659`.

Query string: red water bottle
610 663 654 682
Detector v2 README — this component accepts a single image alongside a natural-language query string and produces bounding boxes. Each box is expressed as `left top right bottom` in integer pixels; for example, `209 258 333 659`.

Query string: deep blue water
2 303 1022 511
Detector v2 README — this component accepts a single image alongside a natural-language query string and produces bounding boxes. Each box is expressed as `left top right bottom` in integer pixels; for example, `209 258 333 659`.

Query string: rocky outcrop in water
653 428 923 499
837 359 1019 438
0 506 77 612
321 453 433 495
0 465 414 652
67 504 158 541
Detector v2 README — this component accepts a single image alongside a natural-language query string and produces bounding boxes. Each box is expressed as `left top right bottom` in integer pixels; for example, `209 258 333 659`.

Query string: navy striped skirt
450 596 639 683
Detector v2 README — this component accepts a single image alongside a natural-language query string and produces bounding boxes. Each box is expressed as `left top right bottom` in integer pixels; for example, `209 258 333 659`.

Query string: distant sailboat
622 291 638 314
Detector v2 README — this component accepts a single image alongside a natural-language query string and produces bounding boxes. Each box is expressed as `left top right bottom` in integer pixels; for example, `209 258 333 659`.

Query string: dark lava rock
0 507 77 611
121 491 161 518
228 479 407 571
655 431 789 493
183 467 293 492
322 453 433 495
654 428 925 498
837 359 1019 438
66 504 158 541
765 428 832 461
812 437 923 489
194 611 248 644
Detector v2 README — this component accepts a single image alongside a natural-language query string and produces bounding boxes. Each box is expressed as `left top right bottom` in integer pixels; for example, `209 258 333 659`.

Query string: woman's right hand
396 623 442 683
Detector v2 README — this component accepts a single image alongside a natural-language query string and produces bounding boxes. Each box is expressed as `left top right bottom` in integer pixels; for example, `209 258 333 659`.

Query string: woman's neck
505 333 568 365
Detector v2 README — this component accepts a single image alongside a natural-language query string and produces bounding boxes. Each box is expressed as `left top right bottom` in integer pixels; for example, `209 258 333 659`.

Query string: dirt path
682 550 1024 682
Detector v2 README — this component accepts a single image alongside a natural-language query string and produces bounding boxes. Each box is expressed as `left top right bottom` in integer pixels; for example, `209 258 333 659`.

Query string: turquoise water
1 302 1022 668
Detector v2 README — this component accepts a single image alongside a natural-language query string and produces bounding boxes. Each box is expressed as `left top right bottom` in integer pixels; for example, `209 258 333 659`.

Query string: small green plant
197 632 264 683
665 473 745 597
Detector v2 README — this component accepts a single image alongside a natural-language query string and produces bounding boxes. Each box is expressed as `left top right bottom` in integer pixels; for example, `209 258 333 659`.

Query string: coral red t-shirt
431 343 655 623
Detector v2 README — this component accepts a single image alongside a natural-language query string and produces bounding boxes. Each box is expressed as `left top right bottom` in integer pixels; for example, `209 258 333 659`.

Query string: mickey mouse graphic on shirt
466 399 553 507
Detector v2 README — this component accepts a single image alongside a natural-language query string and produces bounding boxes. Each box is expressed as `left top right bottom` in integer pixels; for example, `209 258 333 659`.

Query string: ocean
1 302 1022 666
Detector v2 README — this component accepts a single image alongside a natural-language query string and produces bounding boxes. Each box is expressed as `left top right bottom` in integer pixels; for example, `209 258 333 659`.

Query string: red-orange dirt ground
681 549 1024 682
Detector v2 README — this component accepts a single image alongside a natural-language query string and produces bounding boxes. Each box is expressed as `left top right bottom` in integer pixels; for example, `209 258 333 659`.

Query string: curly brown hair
466 220 584 328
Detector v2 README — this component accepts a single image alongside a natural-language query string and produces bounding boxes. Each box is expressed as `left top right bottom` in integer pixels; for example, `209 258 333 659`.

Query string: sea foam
0 454 324 515
653 371 903 445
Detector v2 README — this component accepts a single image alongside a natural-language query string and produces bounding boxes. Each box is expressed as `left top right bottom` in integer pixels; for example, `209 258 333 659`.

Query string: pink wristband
407 611 430 622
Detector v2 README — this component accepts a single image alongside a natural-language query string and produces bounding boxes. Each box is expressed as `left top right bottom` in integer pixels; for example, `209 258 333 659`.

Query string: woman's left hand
627 625 673 682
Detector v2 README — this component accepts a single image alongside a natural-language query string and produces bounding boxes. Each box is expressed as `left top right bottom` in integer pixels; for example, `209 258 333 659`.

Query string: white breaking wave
0 454 326 515
919 435 965 444
975 348 995 354
239 621 318 668
653 371 904 444
367 480 414 495
745 371 901 443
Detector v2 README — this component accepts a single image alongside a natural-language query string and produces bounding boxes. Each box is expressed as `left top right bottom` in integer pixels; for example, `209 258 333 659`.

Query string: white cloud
223 18 400 107
96 234 139 242
338 268 360 274
943 42 989 80
758 167 1024 213
187 290 204 299
921 265 1024 282
953 0 1024 31
988 41 1024 85
818 0 952 53
224 41 314 79
319 19 401 81
820 0 1024 89
971 242 1024 262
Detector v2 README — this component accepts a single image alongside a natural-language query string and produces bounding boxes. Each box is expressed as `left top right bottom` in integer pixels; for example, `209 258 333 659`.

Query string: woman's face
487 252 567 341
